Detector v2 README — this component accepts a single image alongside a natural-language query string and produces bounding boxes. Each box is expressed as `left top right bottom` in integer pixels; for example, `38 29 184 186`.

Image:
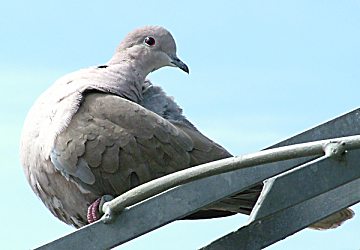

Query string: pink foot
87 195 114 224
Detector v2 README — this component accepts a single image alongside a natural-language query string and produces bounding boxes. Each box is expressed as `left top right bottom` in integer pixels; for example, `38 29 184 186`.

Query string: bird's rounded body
20 26 353 229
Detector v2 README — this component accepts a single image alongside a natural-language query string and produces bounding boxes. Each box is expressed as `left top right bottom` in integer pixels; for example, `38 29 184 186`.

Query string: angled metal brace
201 148 360 250
35 108 360 250
251 143 350 222
201 178 360 250
36 154 313 250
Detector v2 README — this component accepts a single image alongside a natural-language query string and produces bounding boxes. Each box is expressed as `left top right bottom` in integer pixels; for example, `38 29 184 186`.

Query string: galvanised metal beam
202 175 360 250
36 108 360 250
251 149 360 222
36 155 313 250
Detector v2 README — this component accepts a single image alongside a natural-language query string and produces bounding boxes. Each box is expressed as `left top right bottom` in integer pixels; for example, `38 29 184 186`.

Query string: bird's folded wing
50 92 230 197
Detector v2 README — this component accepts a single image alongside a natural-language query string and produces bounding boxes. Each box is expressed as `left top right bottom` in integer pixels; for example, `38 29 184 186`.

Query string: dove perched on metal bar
20 26 353 229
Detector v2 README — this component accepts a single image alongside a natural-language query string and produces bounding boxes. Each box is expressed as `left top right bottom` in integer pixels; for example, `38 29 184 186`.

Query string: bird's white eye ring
144 36 156 46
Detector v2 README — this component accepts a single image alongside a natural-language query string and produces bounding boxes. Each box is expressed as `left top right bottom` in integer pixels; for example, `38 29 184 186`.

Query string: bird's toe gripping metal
87 195 114 224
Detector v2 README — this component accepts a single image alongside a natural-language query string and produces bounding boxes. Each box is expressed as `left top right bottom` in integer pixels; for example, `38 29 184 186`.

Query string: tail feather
310 208 355 230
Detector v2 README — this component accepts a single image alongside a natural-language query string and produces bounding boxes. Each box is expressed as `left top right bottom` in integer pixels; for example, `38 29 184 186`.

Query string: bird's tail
309 208 355 230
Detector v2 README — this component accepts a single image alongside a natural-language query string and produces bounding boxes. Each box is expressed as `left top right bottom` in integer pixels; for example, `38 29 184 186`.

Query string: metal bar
102 137 358 223
36 155 312 250
37 143 359 250
201 178 360 250
250 148 360 221
37 108 360 249
103 107 360 221
268 108 360 148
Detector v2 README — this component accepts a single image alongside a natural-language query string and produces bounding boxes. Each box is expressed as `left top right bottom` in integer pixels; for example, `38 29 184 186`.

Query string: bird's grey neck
108 51 155 76
100 59 148 103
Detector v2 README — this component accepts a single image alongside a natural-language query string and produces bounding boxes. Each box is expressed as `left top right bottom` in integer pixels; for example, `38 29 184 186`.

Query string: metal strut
101 138 357 223
202 145 360 250
35 108 360 250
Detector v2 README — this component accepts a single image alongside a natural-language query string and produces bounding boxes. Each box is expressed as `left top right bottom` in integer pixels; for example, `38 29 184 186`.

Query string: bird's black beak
170 55 189 74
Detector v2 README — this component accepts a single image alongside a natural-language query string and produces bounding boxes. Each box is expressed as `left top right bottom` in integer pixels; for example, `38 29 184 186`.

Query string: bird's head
112 26 189 74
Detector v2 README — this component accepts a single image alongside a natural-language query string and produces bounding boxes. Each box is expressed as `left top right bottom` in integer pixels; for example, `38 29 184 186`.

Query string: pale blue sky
1 1 360 249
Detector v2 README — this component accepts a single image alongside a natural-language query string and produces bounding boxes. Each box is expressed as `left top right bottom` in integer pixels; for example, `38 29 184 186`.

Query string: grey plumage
20 26 353 229
141 79 197 130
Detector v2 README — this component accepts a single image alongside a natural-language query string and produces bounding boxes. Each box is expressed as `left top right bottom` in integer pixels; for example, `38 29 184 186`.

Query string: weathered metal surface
36 108 360 249
36 155 312 250
101 135 360 223
251 149 360 222
201 178 360 250
269 108 360 148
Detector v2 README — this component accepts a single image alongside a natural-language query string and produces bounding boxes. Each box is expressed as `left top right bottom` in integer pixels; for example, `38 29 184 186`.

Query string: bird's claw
87 195 114 224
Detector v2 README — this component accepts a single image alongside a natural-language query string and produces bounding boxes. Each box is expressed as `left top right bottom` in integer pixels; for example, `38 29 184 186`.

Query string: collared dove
20 26 353 229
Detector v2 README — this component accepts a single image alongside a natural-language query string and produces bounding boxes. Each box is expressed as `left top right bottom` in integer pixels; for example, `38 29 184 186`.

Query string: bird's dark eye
144 36 156 46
